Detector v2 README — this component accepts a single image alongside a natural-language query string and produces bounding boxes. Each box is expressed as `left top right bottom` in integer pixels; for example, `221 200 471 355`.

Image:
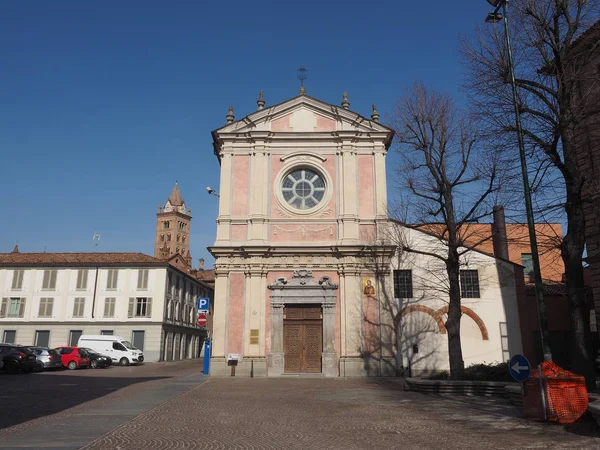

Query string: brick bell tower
154 182 193 271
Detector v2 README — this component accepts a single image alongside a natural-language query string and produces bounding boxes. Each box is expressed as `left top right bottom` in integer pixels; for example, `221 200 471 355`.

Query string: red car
55 346 91 370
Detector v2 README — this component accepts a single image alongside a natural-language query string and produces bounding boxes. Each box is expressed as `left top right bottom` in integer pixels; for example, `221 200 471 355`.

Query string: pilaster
322 302 338 377
267 302 285 376
211 271 229 358
248 140 269 243
340 269 362 357
339 146 359 243
373 148 388 219
216 152 233 243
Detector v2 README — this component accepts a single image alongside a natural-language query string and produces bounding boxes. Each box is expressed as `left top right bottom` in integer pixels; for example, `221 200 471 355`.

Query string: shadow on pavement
0 370 170 430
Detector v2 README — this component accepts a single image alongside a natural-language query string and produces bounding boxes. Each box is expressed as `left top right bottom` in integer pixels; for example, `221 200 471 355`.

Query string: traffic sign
197 297 210 311
509 354 531 382
197 313 207 327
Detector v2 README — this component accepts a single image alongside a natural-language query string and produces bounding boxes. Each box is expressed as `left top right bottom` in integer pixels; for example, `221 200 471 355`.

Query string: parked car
0 343 38 373
28 347 63 371
78 335 144 366
80 348 112 369
55 346 91 370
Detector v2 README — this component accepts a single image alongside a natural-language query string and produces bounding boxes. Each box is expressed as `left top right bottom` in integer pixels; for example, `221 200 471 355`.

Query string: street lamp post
485 0 552 362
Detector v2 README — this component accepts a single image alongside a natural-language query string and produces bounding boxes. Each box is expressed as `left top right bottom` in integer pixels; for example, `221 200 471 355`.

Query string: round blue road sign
509 354 531 382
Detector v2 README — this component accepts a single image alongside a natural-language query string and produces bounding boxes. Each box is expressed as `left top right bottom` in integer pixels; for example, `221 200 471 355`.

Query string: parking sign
197 297 210 311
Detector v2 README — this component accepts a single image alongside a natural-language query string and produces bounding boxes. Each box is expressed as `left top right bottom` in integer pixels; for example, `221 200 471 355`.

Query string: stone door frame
267 269 338 377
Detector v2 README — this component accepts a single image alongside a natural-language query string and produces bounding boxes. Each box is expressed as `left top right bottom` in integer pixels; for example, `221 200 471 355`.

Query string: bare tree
462 0 599 387
388 83 501 378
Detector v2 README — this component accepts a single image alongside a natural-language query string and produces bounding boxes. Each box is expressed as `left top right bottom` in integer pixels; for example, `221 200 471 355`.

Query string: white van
77 335 144 366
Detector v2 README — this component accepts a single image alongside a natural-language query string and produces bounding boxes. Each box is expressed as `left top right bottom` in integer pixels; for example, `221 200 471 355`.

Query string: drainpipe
91 266 99 318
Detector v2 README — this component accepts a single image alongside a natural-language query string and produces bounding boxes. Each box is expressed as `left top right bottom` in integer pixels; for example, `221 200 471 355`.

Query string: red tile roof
0 252 164 266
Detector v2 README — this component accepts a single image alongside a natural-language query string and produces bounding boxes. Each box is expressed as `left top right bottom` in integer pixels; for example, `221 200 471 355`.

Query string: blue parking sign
197 297 210 311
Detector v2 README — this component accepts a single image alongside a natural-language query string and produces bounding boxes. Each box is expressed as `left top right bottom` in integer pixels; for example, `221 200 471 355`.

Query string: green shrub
427 362 513 382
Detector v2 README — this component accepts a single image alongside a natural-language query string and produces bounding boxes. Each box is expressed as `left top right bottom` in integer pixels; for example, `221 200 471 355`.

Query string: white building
388 225 524 376
0 251 212 362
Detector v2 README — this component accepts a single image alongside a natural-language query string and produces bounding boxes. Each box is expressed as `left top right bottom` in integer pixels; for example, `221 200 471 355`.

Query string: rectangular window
11 270 24 290
101 330 113 335
137 269 149 290
460 270 481 298
128 297 153 318
76 270 89 290
521 253 534 281
35 330 50 347
393 270 414 299
42 270 58 290
3 330 16 344
499 322 509 362
1 298 26 318
103 297 116 318
38 298 54 317
69 330 82 347
73 297 85 318
106 269 119 290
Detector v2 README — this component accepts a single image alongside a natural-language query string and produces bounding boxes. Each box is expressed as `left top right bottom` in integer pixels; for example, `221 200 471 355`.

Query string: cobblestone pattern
82 378 600 450
0 360 203 442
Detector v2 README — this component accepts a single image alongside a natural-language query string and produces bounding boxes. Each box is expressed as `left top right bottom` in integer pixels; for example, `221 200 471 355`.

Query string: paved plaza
1 362 600 449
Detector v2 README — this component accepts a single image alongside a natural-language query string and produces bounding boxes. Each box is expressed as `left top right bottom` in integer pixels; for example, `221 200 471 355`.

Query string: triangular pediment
214 95 393 136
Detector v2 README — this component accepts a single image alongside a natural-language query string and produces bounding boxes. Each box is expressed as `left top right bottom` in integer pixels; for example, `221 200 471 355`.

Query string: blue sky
0 1 495 267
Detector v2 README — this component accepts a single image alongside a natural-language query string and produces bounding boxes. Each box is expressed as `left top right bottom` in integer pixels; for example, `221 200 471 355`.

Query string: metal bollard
203 338 211 375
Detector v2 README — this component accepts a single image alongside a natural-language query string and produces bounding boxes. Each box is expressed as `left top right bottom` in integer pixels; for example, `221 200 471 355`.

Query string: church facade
208 90 523 377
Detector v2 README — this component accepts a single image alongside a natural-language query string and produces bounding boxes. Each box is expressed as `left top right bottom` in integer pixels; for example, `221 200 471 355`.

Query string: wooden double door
283 305 323 373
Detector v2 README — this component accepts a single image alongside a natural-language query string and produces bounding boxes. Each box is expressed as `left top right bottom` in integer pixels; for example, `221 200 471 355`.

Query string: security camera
206 186 213 194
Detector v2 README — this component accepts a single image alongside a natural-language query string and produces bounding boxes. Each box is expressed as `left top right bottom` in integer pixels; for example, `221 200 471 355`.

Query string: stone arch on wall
436 306 489 341
399 305 489 340
399 305 446 334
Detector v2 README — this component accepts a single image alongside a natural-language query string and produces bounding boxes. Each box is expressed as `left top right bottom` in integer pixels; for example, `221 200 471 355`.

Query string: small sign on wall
250 329 259 345
362 277 376 297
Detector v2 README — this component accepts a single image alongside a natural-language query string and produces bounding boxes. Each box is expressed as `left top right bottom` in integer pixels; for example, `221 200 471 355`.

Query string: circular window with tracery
281 168 326 210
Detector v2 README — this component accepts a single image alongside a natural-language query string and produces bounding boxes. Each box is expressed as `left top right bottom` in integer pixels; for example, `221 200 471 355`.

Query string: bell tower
154 182 192 269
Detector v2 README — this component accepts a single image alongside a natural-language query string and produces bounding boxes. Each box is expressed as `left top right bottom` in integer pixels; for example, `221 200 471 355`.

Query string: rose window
281 168 326 210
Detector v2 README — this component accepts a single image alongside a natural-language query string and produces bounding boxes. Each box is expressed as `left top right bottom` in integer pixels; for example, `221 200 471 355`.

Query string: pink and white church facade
208 90 524 377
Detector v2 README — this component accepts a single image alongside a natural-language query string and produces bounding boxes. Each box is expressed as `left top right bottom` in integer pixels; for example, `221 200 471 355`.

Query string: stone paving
81 378 600 450
2 364 600 450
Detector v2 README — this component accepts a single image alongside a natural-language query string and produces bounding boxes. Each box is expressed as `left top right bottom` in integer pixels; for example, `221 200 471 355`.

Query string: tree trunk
562 189 595 389
446 248 465 379
558 125 595 389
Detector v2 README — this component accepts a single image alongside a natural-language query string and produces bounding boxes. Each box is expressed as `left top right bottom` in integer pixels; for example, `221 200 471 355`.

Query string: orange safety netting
523 361 588 424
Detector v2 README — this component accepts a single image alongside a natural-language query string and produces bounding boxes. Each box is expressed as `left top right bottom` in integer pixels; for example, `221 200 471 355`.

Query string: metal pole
501 0 552 361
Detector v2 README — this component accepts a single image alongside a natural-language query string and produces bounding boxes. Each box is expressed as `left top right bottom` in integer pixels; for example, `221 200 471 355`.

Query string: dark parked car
29 347 63 371
81 348 112 369
0 343 38 373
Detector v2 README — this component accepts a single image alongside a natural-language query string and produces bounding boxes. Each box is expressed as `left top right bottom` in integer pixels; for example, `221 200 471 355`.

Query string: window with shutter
107 270 119 290
0 298 7 317
6 297 24 318
76 270 88 290
73 298 85 318
50 270 57 289
42 270 50 289
18 298 26 318
38 298 54 317
128 297 135 317
11 270 24 290
104 297 116 317
137 269 149 290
